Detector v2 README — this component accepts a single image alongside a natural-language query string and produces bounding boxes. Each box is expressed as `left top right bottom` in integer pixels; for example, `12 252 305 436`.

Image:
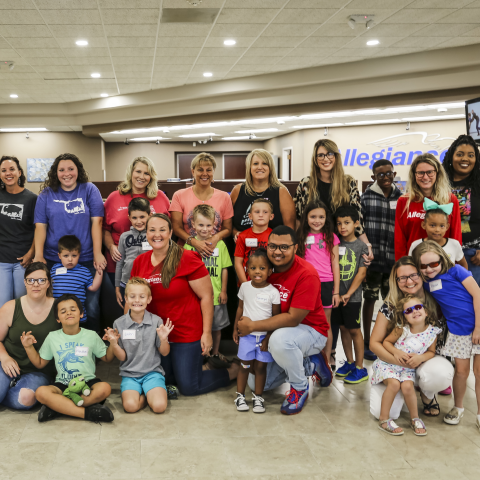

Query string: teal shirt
184 239 232 305
39 328 107 385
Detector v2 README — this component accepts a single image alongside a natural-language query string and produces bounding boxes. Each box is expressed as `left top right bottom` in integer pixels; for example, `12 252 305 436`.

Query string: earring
18 178 21 185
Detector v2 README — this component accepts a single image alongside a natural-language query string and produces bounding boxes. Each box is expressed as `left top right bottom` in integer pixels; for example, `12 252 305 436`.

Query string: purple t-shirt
304 233 340 282
34 182 104 262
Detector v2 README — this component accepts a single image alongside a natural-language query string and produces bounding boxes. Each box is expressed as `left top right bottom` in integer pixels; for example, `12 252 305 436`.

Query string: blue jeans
46 259 101 332
248 324 327 392
161 340 230 396
463 248 480 285
0 262 26 309
0 364 51 410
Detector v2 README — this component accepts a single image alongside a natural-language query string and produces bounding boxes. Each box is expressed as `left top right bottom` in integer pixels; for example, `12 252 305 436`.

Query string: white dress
371 325 442 385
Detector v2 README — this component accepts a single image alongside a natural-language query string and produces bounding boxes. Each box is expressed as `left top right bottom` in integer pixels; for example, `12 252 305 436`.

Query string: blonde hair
395 295 435 329
146 214 183 289
125 277 151 296
308 139 351 211
192 204 215 222
244 149 282 196
251 197 273 213
404 153 451 211
118 157 159 199
191 152 216 171
411 239 454 278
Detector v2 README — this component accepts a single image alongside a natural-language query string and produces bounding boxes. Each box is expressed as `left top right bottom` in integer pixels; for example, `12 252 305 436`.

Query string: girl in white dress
372 296 441 436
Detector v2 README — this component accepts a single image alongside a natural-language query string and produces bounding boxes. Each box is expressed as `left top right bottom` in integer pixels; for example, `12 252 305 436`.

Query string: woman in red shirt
395 153 462 260
130 214 238 395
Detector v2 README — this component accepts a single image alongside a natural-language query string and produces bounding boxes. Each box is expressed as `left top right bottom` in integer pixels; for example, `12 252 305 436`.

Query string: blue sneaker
344 366 369 384
280 384 309 415
364 348 377 361
335 361 356 377
311 351 333 387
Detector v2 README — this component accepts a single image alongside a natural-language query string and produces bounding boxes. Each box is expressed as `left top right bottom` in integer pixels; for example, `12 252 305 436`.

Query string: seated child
115 197 151 307
20 294 115 423
332 206 369 384
372 296 440 436
184 204 232 367
409 199 468 269
233 248 281 413
50 235 102 329
235 199 274 285
104 277 172 414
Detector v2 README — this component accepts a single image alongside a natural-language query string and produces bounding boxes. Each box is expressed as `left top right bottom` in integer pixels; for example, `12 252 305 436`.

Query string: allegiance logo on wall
342 132 455 168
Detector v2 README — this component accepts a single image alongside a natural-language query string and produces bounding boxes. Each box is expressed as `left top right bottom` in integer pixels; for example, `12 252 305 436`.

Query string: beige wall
0 132 103 194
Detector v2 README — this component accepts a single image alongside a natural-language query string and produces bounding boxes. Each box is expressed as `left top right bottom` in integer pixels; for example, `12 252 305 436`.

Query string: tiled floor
1 344 479 479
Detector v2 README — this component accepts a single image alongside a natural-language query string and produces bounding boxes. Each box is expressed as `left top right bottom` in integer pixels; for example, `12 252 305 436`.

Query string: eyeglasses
316 152 335 160
415 170 436 178
25 278 48 285
420 261 441 269
403 304 424 315
396 272 420 284
376 171 394 179
267 243 296 252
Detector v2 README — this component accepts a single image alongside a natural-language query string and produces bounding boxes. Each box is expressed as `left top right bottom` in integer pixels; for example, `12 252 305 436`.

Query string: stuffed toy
62 375 91 406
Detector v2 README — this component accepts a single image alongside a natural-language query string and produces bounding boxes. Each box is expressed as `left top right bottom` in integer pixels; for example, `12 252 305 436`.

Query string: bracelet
186 236 194 245
333 293 339 295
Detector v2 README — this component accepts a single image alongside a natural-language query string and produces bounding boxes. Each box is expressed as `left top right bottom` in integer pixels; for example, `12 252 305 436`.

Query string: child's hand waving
103 328 120 345
20 331 37 348
157 319 174 342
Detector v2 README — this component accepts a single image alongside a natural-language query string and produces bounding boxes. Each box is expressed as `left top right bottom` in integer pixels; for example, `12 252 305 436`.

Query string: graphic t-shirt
451 179 480 249
304 232 340 282
409 238 464 263
338 238 368 303
115 227 148 287
268 256 329 337
234 227 272 281
184 239 232 305
0 188 37 263
39 328 106 385
169 187 234 244
34 182 104 262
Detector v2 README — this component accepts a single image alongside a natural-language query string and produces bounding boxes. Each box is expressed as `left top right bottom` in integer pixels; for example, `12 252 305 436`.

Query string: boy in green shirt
184 204 232 368
21 293 115 423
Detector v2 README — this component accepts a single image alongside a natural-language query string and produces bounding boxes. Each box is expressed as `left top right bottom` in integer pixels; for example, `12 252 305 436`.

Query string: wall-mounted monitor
466 96 480 143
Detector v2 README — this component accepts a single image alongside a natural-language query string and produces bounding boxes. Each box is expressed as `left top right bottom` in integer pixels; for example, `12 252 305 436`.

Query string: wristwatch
186 236 194 246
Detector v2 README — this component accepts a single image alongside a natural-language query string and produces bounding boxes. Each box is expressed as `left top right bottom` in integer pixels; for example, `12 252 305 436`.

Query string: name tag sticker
430 279 442 292
339 246 346 256
212 248 219 257
256 293 269 303
56 267 67 275
142 241 152 251
123 329 136 340
246 238 258 247
408 338 423 351
75 346 89 357
306 236 315 245
390 201 397 210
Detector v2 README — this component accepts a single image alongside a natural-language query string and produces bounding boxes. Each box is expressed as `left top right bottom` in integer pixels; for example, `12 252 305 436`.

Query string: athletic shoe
252 393 266 414
363 348 377 361
335 361 356 377
439 386 452 395
311 351 333 387
444 407 464 425
38 405 58 423
344 366 369 384
280 384 309 415
166 385 179 400
234 392 249 412
84 403 114 423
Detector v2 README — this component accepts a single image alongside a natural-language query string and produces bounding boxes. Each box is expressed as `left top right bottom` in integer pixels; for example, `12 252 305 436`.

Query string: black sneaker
84 403 114 423
166 385 179 400
38 404 58 423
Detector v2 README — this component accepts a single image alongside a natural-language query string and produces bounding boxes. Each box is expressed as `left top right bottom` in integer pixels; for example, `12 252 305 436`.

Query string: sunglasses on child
420 261 441 269
403 304 424 315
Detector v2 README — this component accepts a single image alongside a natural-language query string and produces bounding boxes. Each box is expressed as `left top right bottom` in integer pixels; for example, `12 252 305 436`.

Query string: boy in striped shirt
50 235 102 330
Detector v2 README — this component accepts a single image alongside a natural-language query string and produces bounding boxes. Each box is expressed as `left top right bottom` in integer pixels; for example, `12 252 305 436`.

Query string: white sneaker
444 407 464 425
234 392 249 412
252 393 265 414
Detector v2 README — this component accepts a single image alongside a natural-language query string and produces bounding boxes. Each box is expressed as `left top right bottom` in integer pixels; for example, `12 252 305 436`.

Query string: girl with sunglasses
373 295 441 436
413 241 480 430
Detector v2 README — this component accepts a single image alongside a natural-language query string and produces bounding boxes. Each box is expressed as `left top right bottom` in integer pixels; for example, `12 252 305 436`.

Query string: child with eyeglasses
372 295 440 436
412 240 480 430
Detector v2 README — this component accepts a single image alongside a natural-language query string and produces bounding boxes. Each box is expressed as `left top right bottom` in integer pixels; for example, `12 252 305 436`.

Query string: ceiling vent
161 8 220 23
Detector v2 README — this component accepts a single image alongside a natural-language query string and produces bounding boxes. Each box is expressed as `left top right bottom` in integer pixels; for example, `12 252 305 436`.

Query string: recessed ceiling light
76 40 88 46
235 128 279 133
222 136 256 140
9 94 18 98
100 93 109 97
91 73 101 78
224 39 236 46
203 72 213 77
366 40 380 46
179 133 218 138
0 128 47 132
129 137 169 142
438 107 448 112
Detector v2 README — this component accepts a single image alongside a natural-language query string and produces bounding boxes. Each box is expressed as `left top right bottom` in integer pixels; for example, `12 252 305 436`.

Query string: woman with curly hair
33 153 105 331
443 135 480 284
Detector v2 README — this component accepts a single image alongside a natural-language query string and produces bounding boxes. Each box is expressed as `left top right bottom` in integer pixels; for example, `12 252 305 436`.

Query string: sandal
422 395 440 417
411 417 427 436
378 418 404 436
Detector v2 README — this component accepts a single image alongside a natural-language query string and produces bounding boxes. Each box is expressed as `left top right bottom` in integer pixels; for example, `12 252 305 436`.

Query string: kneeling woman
130 214 238 395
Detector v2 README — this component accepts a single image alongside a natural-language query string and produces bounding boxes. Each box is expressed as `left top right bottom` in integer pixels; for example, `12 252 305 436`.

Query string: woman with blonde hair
231 149 295 241
394 153 461 260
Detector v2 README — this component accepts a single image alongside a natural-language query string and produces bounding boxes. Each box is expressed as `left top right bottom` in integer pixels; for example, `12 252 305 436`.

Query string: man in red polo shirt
237 226 332 415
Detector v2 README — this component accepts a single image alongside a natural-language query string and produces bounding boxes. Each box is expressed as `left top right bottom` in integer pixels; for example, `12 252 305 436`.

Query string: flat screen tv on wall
465 96 480 143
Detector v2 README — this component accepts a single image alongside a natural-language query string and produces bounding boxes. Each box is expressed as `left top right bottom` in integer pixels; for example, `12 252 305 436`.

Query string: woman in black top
0 156 37 308
231 149 295 241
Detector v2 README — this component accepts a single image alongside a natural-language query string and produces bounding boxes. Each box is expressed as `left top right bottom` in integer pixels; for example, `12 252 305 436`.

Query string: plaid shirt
361 182 402 273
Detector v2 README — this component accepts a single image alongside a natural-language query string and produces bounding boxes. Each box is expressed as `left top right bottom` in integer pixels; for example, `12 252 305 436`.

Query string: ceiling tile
34 65 76 73
154 56 196 65
316 56 364 65
199 47 246 57
274 8 338 24
116 72 152 79
69 56 113 65
236 56 278 65
287 47 337 57
0 65 35 72
333 48 378 57
39 10 102 25
39 72 78 79
15 48 65 58
383 9 456 24
210 24 267 37
243 47 294 57
345 0 412 6
224 0 284 7
462 26 480 37
5 37 58 49
392 36 454 48
437 9 480 23
228 64 271 72
49 25 105 37
311 24 358 37
286 0 348 6
359 23 429 37
107 37 156 48
412 23 478 37
119 85 152 94
252 36 305 48
27 57 70 65
430 36 480 48
110 47 155 56
0 72 41 79
116 64 152 73
157 24 212 36
274 56 318 66
155 47 202 56
372 47 424 58
190 65 231 73
35 0 98 8
0 10 45 24
328 8 399 24
204 37 256 47
164 0 224 6
104 25 158 36
113 56 157 65
153 64 190 72
101 9 160 24
99 0 161 6
217 8 279 24
0 1 37 9
0 25 52 37
196 56 237 65
72 65 115 75
55 37 108 48
62 47 111 57
262 23 318 36
346 36 405 48
407 0 473 7
158 37 208 47
299 36 353 48
114 78 149 84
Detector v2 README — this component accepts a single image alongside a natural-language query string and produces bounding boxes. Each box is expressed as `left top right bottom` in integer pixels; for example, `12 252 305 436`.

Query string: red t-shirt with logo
234 227 272 280
130 249 208 343
268 256 329 337
103 190 170 272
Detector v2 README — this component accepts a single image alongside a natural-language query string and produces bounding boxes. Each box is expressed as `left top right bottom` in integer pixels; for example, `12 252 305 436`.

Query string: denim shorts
238 334 274 363
120 372 166 395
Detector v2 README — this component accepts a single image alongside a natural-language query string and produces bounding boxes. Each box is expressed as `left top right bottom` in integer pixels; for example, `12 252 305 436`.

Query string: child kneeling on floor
104 277 173 414
20 294 115 423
